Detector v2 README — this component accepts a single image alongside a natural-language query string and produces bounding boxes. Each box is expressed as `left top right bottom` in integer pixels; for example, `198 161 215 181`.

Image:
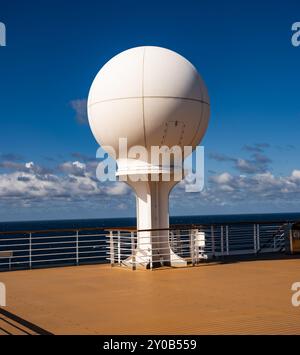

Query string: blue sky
0 0 300 221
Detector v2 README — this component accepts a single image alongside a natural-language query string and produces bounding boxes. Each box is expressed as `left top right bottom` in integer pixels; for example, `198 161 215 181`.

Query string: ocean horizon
1 212 300 233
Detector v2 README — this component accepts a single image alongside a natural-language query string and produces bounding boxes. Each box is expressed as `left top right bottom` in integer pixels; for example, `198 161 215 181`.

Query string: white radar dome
87 46 210 156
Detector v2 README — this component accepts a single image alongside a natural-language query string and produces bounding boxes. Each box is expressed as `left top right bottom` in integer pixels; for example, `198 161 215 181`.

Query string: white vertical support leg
123 179 187 268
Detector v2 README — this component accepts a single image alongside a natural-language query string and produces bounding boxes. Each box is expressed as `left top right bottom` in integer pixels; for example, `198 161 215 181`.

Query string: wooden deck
1 256 300 334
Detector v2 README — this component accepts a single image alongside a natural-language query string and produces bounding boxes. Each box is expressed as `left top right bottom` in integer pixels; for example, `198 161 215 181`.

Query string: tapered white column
123 176 187 268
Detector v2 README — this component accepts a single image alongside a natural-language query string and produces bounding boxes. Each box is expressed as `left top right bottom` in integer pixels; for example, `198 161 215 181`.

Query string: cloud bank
0 144 300 220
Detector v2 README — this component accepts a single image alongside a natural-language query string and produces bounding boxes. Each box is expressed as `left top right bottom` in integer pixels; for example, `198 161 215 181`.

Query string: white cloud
25 162 34 169
70 99 88 124
211 172 233 184
73 161 86 170
0 160 132 205
1 152 300 215
204 169 300 206
105 182 130 196
209 146 272 174
59 161 86 176
291 170 300 181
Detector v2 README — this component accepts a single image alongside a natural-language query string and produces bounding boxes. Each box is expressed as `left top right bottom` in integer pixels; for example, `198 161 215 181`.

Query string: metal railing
0 221 293 272
0 227 108 271
106 222 291 270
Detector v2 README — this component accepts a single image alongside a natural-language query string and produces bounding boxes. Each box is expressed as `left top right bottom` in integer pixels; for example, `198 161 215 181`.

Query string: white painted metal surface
87 46 210 268
88 46 210 155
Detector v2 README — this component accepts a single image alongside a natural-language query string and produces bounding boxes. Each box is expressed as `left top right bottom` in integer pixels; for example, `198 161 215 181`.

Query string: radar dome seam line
142 47 147 148
88 96 210 107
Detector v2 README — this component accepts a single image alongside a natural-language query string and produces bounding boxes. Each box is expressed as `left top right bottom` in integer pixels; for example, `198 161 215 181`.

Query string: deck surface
1 257 300 334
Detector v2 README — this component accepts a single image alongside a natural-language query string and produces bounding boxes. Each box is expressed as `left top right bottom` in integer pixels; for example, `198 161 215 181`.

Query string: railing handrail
0 219 298 236
0 227 112 235
106 220 298 233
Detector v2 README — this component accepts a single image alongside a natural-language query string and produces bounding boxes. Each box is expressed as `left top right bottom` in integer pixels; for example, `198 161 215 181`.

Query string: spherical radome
87 46 210 156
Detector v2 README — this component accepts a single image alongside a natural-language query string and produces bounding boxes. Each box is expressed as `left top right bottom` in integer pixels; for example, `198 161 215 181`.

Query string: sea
0 212 300 232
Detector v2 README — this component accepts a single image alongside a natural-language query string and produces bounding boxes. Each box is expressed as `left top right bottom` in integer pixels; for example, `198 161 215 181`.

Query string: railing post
29 233 32 269
253 224 257 253
189 230 192 265
256 224 260 251
221 226 224 256
176 230 182 255
289 225 294 254
76 230 79 266
170 231 174 251
190 230 195 266
211 225 215 257
225 225 229 255
195 229 199 265
131 232 136 271
109 231 114 266
117 231 121 266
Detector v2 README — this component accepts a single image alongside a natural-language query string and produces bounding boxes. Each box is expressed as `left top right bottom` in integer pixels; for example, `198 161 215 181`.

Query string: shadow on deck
0 307 53 335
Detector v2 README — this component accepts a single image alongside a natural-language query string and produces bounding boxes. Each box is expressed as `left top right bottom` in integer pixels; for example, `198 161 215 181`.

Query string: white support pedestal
118 171 187 269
